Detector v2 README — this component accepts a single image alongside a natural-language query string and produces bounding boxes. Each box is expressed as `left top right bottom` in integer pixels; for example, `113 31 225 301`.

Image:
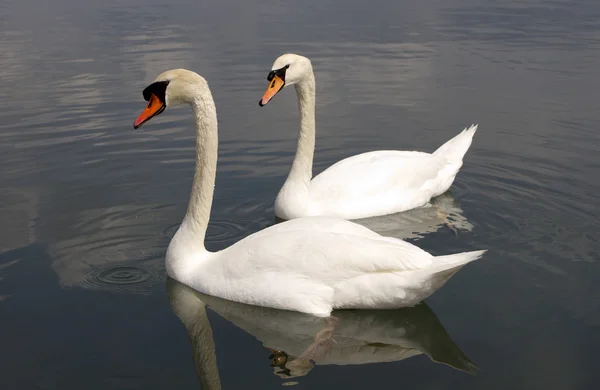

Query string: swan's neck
286 73 316 189
179 95 218 250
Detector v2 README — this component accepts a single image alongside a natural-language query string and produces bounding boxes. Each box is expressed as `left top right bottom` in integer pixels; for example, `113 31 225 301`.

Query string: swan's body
170 215 485 316
259 53 478 220
134 69 486 317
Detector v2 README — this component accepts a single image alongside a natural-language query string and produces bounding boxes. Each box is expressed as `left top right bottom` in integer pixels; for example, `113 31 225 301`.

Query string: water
1 0 599 388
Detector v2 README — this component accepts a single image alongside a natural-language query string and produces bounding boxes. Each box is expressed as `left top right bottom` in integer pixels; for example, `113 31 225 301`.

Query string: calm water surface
1 0 599 388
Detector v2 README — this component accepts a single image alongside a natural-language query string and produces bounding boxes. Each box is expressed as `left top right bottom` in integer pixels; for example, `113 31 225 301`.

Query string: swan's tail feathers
432 249 487 274
433 124 478 165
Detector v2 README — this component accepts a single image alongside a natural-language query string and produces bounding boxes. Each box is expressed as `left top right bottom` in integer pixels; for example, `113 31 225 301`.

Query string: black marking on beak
267 64 290 82
142 80 170 103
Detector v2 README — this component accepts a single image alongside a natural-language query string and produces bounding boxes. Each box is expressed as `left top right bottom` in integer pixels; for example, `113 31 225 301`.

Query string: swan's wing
205 228 433 313
195 217 470 314
309 151 447 211
219 227 434 281
251 215 381 239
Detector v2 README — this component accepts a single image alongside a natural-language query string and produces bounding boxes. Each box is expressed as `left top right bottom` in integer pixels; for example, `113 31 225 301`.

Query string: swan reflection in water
167 278 477 388
355 192 474 240
273 192 473 240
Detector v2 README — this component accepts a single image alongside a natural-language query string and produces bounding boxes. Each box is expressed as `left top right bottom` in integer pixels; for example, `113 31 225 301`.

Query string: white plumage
134 69 486 317
260 53 478 220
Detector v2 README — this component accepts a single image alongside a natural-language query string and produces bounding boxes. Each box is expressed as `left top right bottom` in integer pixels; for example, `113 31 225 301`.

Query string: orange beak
259 75 285 106
133 94 166 129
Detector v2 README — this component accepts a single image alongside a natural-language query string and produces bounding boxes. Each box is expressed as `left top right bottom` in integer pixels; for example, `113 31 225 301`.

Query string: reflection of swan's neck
285 73 316 190
180 95 219 249
186 304 221 390
168 282 222 390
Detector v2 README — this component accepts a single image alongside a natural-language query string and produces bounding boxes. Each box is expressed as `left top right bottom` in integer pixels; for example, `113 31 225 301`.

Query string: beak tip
258 99 265 107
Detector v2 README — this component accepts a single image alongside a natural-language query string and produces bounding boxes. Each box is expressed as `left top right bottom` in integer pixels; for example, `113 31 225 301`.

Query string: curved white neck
180 94 218 250
284 72 316 190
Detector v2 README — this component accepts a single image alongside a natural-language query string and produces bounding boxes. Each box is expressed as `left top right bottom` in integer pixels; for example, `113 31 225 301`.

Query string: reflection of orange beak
133 94 166 129
259 75 285 106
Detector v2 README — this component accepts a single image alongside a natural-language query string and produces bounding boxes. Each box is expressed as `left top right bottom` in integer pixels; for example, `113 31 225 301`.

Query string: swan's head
259 53 312 106
134 69 208 129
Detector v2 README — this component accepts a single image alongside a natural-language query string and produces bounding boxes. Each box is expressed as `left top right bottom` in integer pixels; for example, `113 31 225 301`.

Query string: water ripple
79 265 159 294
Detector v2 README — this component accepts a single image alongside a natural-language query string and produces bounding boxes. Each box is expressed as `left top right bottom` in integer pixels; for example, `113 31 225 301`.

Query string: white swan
133 69 486 317
259 53 478 220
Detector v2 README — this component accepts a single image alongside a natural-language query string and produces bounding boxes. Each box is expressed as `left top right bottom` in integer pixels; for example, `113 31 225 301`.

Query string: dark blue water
1 0 599 388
